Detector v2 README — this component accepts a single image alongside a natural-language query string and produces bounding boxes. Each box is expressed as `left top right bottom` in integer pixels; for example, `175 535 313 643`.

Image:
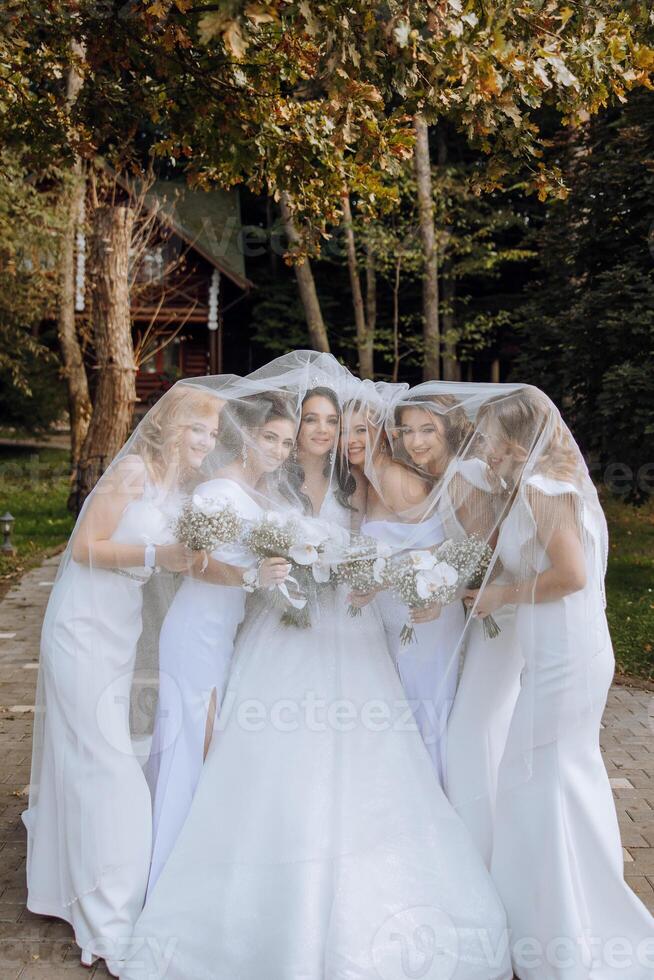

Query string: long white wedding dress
119 487 512 980
145 477 262 894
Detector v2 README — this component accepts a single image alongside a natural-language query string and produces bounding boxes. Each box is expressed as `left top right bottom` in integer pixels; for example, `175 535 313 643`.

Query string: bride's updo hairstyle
133 385 223 490
475 387 582 487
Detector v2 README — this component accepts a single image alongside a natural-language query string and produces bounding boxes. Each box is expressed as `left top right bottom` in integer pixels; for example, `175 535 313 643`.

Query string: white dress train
22 478 179 966
118 490 512 980
145 477 261 895
490 474 654 979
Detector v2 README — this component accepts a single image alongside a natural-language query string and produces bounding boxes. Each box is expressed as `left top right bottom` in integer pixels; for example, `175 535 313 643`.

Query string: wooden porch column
208 267 222 375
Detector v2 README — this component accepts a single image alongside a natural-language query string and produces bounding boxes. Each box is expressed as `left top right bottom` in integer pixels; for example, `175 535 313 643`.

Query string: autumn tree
1 0 652 387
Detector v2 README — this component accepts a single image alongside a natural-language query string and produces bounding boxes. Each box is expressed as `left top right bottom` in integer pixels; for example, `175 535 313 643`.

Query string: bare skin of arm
190 555 290 588
71 455 195 573
465 525 586 618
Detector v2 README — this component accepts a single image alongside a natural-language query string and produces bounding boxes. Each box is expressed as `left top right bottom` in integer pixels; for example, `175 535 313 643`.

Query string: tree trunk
437 128 459 382
392 256 402 383
59 43 92 493
441 257 459 381
341 190 373 379
279 192 330 353
413 114 440 380
60 166 92 472
365 247 377 376
76 204 137 509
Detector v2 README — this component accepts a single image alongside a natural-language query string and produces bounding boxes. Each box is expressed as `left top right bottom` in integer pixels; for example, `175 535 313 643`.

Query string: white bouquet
380 535 499 645
172 494 244 570
331 534 391 616
245 512 348 627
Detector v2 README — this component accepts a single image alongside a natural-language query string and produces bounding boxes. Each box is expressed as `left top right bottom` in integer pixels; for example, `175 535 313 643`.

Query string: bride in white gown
118 380 513 980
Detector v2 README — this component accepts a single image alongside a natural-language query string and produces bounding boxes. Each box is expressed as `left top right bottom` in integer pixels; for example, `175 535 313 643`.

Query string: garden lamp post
1 512 16 555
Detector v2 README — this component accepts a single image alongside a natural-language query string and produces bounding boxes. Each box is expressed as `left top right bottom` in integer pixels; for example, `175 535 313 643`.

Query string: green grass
602 491 654 681
0 448 652 681
0 446 74 594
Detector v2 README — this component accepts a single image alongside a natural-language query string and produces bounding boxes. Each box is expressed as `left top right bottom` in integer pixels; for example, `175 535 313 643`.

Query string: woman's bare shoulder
378 460 428 510
100 454 147 495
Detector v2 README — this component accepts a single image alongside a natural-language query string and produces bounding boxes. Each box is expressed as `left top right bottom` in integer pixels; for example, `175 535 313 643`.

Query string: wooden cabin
76 174 252 413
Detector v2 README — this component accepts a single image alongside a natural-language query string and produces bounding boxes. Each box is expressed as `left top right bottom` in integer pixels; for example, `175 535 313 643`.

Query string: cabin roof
144 179 252 291
106 163 252 291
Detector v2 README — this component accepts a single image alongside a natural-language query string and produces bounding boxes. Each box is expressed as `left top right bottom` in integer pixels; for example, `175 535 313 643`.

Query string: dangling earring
241 443 248 468
329 449 335 465
290 445 297 462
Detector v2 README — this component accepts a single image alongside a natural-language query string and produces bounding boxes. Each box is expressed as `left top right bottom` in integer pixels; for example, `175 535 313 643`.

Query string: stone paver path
0 557 652 977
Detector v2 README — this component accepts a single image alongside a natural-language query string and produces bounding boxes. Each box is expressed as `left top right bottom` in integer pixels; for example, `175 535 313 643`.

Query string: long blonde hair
476 387 581 485
133 384 222 490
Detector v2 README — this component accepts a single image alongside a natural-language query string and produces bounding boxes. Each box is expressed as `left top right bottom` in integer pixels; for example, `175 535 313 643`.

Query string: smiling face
397 406 450 474
298 394 340 459
250 417 297 473
180 413 220 470
343 408 369 468
478 417 523 482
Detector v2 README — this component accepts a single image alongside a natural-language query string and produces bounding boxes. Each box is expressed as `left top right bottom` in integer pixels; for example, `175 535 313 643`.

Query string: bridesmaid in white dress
117 383 512 980
22 384 222 975
145 393 296 893
444 589 522 868
466 387 654 979
347 394 474 786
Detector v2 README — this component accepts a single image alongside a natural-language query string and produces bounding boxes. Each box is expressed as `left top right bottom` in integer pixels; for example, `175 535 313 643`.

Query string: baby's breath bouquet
381 535 499 646
172 494 244 569
450 536 501 640
331 535 390 617
245 512 344 628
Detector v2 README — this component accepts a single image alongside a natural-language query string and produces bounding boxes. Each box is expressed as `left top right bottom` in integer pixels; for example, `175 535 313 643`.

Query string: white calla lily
289 543 319 566
415 561 459 599
432 561 458 587
408 549 437 571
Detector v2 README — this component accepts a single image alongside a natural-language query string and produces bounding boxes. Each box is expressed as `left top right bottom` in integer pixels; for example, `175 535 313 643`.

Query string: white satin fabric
22 478 179 966
489 475 654 978
118 490 513 980
145 477 261 895
361 513 463 786
444 605 521 867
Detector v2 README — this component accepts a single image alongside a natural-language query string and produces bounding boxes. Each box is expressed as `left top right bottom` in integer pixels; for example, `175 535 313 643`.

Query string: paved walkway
0 558 652 977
